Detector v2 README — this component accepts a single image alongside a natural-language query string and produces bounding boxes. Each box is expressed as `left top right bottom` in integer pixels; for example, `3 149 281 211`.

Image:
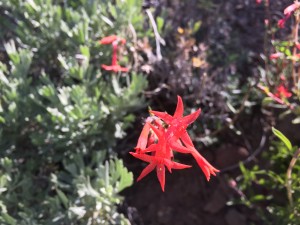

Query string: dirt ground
122 156 260 225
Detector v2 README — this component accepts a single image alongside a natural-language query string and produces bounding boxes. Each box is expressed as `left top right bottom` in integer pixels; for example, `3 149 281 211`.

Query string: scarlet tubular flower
101 64 129 72
99 35 129 72
99 35 126 45
99 35 118 44
257 83 293 109
275 84 292 98
278 16 290 28
269 52 283 60
257 84 285 105
278 3 300 28
284 3 300 15
130 96 219 191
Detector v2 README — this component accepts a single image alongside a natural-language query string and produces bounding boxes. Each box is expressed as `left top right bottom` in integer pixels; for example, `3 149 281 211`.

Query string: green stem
286 148 300 208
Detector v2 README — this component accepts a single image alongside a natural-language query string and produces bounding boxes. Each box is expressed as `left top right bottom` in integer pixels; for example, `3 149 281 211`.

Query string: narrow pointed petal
137 163 156 181
180 109 201 127
135 123 150 152
99 35 117 44
156 164 166 191
140 143 158 153
191 150 219 181
180 131 195 147
173 96 184 118
119 66 129 72
129 152 154 163
170 141 191 154
148 123 164 139
161 157 173 173
170 161 192 169
149 110 173 124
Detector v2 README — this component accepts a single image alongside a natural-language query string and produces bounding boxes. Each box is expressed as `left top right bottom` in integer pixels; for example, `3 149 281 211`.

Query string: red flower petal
149 110 173 124
137 163 156 181
101 64 129 72
275 85 292 98
173 95 184 118
99 35 118 44
156 164 165 191
269 52 283 60
284 3 300 15
180 131 194 147
129 152 153 163
135 122 151 152
169 141 192 154
190 149 219 181
169 161 192 170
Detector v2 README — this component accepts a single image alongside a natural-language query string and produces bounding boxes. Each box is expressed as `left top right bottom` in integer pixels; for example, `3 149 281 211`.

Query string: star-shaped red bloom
150 96 219 181
131 96 219 191
130 127 191 191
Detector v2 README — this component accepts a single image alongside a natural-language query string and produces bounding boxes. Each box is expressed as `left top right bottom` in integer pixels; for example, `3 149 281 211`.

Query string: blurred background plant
237 128 300 224
230 1 300 224
0 0 147 224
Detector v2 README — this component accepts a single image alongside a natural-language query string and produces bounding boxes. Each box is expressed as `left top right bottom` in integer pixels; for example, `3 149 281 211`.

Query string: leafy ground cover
1 0 300 224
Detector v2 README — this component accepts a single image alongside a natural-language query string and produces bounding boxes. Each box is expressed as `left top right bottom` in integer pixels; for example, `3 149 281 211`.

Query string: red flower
284 3 300 16
130 96 219 191
99 35 126 45
278 3 300 28
269 52 283 60
257 84 292 109
275 84 292 98
257 84 285 105
130 152 191 192
100 36 129 72
101 64 129 72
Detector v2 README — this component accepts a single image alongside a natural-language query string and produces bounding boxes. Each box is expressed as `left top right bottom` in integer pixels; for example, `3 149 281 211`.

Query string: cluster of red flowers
98 35 129 72
130 96 219 191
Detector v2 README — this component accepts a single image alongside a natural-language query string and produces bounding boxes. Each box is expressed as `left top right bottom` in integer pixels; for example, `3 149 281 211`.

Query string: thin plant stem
286 148 300 208
264 0 271 87
145 9 165 61
292 0 299 87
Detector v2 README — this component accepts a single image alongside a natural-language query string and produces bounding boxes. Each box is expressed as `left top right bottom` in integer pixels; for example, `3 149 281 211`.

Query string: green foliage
0 0 147 224
0 40 147 159
0 152 133 225
272 127 292 151
0 0 144 72
237 129 300 224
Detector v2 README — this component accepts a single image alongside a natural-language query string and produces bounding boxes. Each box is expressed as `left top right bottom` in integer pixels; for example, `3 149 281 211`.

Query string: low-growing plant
0 0 148 224
237 127 300 224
